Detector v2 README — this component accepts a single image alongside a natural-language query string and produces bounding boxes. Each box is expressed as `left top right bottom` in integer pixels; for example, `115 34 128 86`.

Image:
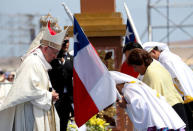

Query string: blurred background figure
0 70 13 104
7 72 15 82
0 70 5 83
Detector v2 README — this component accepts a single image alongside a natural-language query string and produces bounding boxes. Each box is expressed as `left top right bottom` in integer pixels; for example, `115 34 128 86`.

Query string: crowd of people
118 42 193 131
0 19 192 131
0 70 15 83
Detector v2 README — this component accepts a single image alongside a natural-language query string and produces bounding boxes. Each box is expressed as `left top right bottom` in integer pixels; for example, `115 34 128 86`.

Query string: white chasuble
0 49 59 131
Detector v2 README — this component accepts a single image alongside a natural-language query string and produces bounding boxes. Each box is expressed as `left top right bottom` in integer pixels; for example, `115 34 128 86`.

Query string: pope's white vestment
0 49 59 131
159 50 193 103
110 71 185 131
0 80 12 104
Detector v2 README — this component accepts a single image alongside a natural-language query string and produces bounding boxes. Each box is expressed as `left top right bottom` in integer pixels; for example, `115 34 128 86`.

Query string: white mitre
40 26 67 50
21 25 68 61
143 42 169 52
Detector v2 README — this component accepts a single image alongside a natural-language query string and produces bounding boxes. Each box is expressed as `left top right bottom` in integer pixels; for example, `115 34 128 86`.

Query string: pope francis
0 23 67 131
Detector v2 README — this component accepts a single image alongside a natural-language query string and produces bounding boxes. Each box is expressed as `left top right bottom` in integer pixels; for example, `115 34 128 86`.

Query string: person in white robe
0 23 67 131
110 71 186 131
143 42 193 130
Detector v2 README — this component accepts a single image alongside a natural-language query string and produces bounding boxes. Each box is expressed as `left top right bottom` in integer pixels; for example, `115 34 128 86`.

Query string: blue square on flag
125 19 136 44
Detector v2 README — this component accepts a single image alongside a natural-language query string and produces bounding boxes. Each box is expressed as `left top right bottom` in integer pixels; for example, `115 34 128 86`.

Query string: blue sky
0 0 147 34
1 0 193 57
1 0 192 41
0 0 146 57
0 0 145 25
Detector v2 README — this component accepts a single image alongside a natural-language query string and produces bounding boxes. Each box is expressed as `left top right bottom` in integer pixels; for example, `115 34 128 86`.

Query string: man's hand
52 90 59 102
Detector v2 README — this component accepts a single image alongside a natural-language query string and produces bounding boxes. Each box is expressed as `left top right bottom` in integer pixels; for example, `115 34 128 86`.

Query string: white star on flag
74 33 79 43
126 28 133 40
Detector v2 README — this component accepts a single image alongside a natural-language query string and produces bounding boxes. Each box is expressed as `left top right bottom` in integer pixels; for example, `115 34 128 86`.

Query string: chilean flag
124 2 141 45
73 17 117 127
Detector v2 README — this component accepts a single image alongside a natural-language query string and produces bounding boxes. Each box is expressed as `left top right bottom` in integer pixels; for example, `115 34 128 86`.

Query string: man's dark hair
0 71 4 75
122 42 143 53
153 46 159 51
128 48 153 67
62 39 69 46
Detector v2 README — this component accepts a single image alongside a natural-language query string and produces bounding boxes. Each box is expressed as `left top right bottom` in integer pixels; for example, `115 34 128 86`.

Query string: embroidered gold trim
184 96 193 104
126 81 136 84
174 83 184 95
130 81 136 83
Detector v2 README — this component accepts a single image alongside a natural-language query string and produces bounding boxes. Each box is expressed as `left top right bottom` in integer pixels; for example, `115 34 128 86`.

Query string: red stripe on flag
89 42 99 56
73 68 99 127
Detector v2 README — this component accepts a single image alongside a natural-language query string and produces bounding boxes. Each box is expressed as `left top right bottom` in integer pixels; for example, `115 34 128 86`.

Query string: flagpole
61 2 74 23
124 2 142 44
